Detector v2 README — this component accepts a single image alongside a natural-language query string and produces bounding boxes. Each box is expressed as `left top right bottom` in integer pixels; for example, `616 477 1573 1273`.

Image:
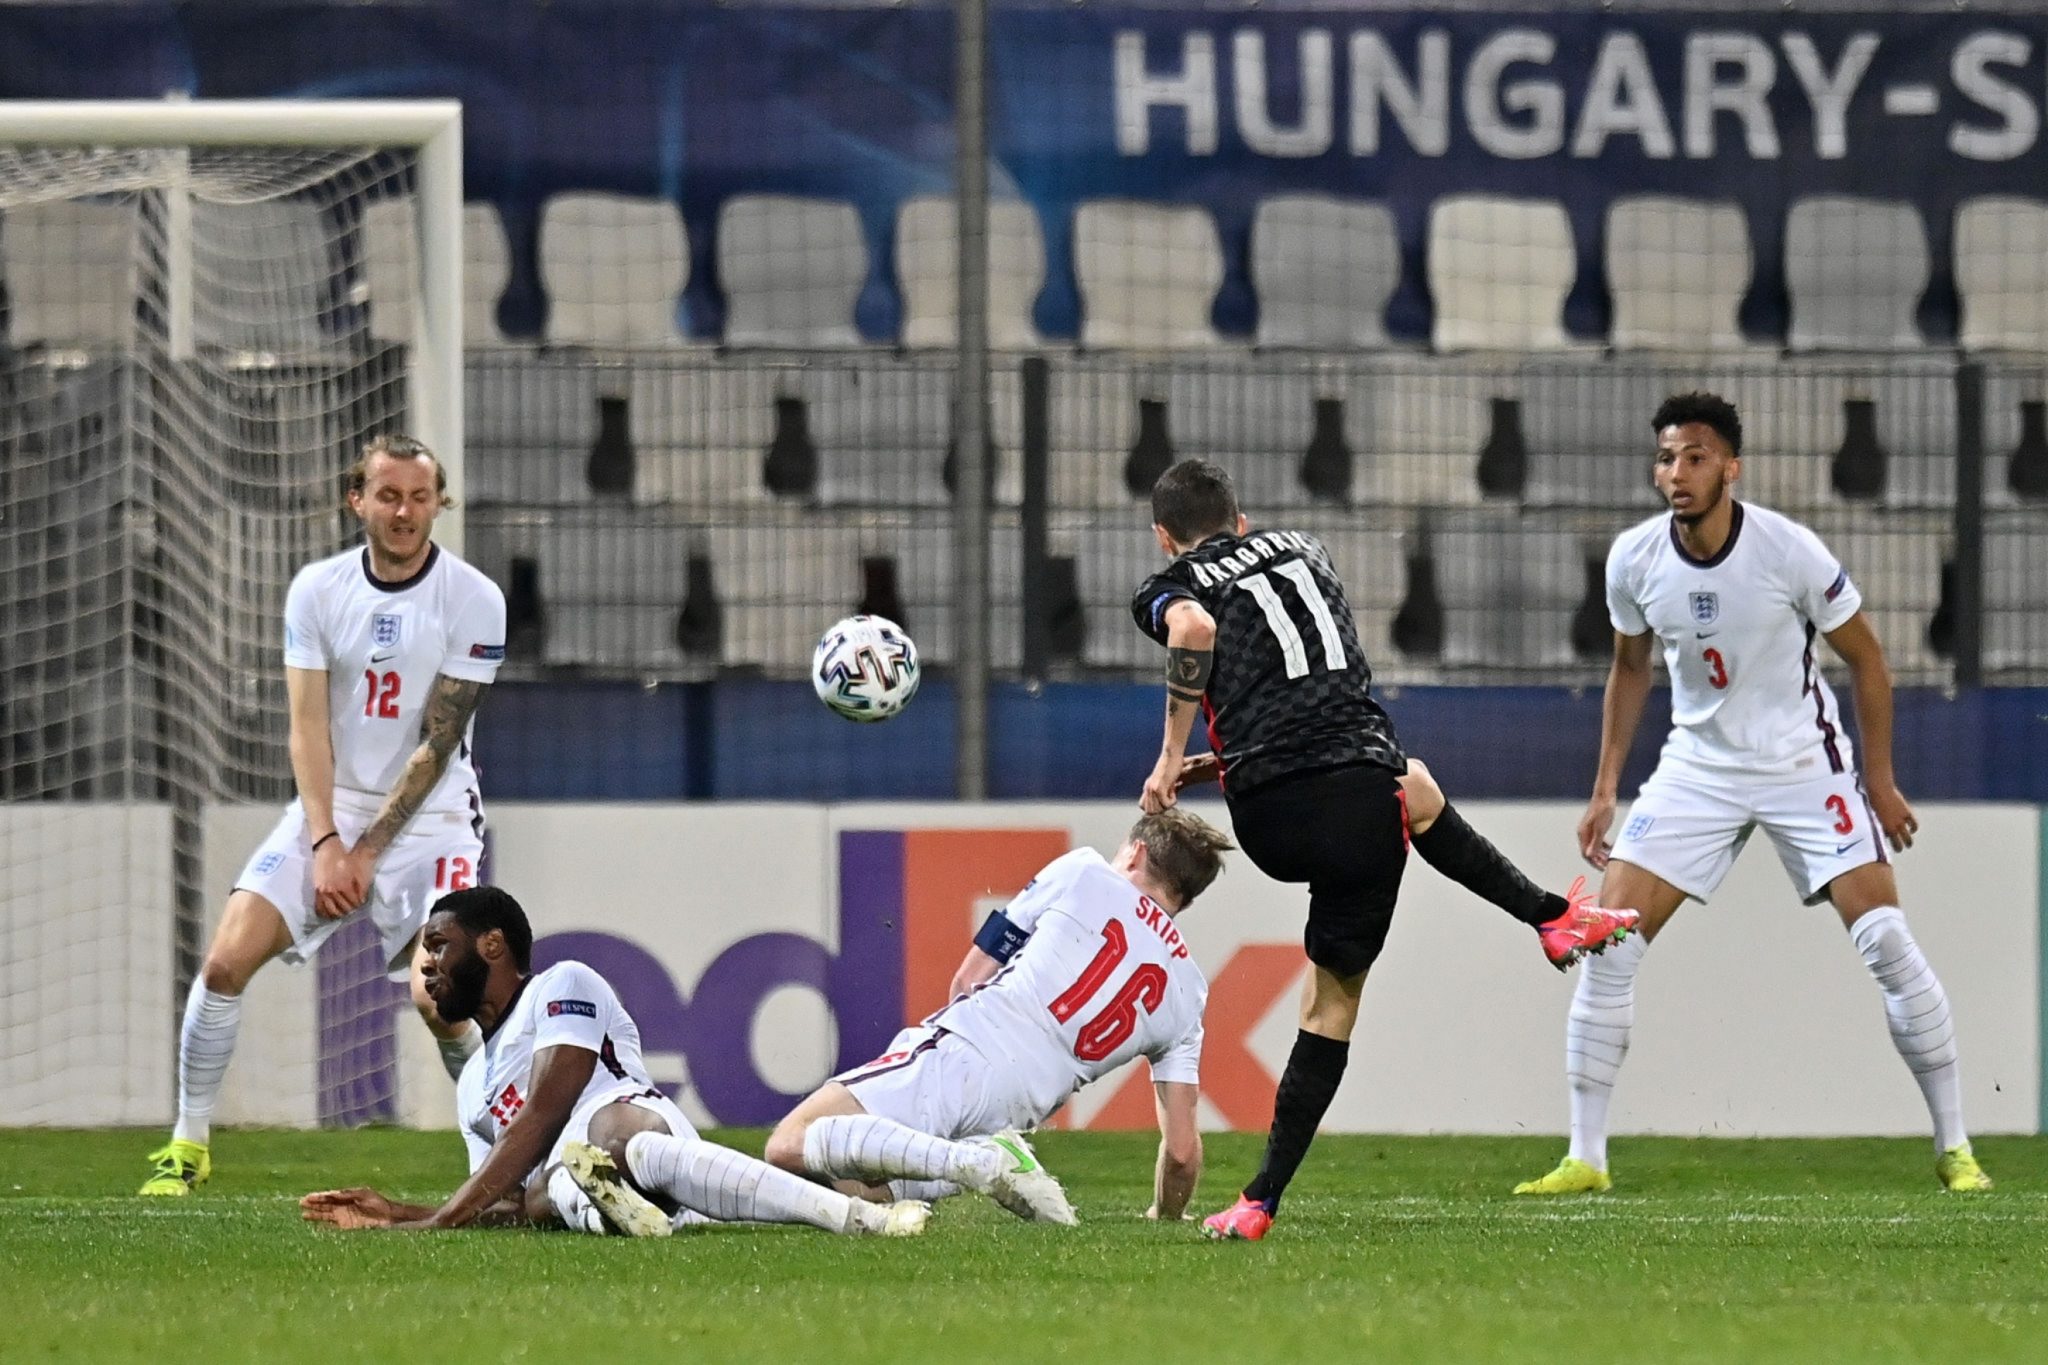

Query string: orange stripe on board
901 829 1070 1025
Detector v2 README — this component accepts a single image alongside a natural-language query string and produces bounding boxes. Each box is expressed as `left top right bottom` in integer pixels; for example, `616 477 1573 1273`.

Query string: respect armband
973 910 1030 964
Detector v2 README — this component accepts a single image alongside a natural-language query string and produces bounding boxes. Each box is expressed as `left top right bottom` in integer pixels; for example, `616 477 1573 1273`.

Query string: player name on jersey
1181 530 1323 589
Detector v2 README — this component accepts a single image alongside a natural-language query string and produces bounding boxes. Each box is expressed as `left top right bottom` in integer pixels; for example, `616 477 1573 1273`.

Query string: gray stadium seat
896 195 1043 349
362 199 511 347
717 195 867 348
190 198 336 355
463 353 606 505
1163 364 1323 509
1811 510 1945 678
1434 515 1586 668
539 193 689 348
1427 196 1577 352
1785 197 1929 352
1605 197 1752 351
1 200 139 350
1048 358 1148 509
1250 195 1397 349
1984 512 2048 672
805 361 956 507
707 517 865 671
1352 357 1506 505
878 515 1024 668
1955 196 2048 354
1068 513 1167 668
1522 359 1674 508
1074 201 1223 350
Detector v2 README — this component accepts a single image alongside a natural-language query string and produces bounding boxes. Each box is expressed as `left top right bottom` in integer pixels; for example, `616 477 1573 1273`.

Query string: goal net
0 102 462 1127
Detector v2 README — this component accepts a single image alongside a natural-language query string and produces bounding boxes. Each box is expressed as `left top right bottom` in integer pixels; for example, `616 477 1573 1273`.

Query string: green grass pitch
2 1129 2042 1362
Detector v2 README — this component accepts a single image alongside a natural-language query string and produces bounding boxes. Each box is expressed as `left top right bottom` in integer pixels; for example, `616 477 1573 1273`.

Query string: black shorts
1227 763 1409 978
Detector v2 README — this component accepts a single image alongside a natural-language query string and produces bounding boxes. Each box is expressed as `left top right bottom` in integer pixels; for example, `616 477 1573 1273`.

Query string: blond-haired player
142 435 508 1196
1516 392 1991 1196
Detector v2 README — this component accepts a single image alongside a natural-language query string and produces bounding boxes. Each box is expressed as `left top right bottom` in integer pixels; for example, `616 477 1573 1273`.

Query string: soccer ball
812 615 921 722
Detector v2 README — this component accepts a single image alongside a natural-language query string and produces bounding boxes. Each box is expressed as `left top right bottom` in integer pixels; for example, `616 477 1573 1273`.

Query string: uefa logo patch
1688 592 1719 625
372 613 402 648
1623 814 1656 841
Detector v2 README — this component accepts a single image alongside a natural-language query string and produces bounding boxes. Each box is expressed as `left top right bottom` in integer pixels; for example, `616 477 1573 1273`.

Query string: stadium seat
190 197 336 355
708 517 866 671
1353 357 1504 505
362 199 512 346
1162 363 1324 509
1810 508 1946 677
1073 201 1224 349
1 200 140 350
1605 197 1752 351
879 514 1024 667
1426 196 1578 352
626 358 783 506
1785 197 1929 352
1954 196 2048 353
1289 513 1410 674
1521 359 1672 508
1434 514 1586 668
896 195 1043 349
464 353 607 505
1069 512 1169 668
539 193 689 348
717 195 867 348
804 360 956 507
1249 195 1397 349
1984 511 2048 672
1048 358 1150 508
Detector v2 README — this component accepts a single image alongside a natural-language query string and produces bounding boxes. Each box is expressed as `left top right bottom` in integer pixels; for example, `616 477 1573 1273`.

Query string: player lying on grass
759 809 1232 1227
300 887 927 1237
1130 460 1640 1242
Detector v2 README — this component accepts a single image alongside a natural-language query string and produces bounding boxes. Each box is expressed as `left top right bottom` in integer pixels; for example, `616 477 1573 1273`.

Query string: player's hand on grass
300 1187 398 1229
1578 792 1618 869
1172 753 1221 793
1867 780 1919 852
1141 751 1185 814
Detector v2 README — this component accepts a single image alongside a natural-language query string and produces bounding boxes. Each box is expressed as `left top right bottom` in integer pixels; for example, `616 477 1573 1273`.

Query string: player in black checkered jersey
1129 460 1638 1242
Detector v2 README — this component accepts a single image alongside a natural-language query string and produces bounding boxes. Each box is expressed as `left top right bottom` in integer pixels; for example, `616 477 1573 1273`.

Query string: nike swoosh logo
1835 839 1861 855
370 652 396 664
1695 631 1717 639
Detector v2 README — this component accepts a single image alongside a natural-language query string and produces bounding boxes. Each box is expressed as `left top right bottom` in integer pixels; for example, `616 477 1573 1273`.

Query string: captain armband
1165 646 1213 703
973 910 1031 964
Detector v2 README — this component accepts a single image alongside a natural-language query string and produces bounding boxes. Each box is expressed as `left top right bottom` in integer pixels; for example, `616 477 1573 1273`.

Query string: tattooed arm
1140 600 1216 814
353 674 488 865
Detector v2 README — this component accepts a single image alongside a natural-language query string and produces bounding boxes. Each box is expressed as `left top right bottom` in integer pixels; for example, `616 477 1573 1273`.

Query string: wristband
311 831 340 853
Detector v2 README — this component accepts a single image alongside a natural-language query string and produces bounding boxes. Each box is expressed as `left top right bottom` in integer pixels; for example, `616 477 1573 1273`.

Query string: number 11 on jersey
1237 560 1349 680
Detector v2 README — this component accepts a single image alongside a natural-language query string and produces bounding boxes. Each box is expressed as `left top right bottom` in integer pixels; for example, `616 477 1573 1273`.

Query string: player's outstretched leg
141 891 291 1196
1844 901 1990 1192
801 1114 1075 1224
1402 764 1637 968
623 1131 928 1236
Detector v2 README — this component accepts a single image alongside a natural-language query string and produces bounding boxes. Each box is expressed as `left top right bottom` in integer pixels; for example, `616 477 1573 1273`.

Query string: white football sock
890 1178 963 1202
1851 906 1966 1152
624 1131 862 1233
435 1022 482 1082
1565 932 1646 1172
172 984 242 1145
803 1114 1000 1189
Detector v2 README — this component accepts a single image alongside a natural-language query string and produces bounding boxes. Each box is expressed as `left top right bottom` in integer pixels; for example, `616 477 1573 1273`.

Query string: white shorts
1611 761 1890 905
541 1087 697 1234
833 1025 1033 1139
235 797 485 980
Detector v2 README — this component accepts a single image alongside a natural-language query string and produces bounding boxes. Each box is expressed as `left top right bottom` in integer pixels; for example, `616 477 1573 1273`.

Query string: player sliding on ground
762 809 1231 1227
1130 460 1639 1242
144 436 506 1197
1516 392 1992 1197
300 887 928 1237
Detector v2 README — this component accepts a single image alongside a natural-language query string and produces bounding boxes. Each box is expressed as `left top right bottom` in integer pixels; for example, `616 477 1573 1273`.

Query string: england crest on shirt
372 613 402 648
1689 592 1719 626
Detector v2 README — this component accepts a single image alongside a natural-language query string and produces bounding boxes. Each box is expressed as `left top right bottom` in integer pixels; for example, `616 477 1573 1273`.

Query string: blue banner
4 4 2047 343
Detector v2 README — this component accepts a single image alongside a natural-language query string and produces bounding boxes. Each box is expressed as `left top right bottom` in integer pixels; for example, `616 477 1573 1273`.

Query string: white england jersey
282 544 505 816
456 961 660 1173
1606 501 1864 778
932 848 1208 1125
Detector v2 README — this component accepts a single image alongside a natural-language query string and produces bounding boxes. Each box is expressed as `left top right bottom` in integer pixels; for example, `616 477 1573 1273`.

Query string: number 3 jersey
930 848 1208 1126
282 544 506 816
1605 501 1863 778
1132 528 1405 796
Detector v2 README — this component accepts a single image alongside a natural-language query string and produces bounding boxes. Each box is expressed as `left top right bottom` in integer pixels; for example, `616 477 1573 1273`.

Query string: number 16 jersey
1132 528 1405 797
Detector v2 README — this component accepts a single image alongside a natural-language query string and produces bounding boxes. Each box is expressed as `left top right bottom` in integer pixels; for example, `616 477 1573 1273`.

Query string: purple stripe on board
316 915 407 1126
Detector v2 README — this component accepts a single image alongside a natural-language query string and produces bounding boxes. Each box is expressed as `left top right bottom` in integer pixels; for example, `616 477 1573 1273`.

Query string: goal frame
0 98 466 551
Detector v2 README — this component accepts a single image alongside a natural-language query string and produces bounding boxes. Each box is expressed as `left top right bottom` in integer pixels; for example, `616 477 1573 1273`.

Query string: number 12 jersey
1132 528 1405 796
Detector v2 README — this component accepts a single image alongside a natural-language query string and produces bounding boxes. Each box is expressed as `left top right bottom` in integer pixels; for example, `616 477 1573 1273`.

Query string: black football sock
1242 1030 1350 1214
1410 803 1568 928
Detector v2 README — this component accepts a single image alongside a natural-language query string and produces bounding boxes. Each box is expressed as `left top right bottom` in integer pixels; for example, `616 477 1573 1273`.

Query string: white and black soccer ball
812 615 921 722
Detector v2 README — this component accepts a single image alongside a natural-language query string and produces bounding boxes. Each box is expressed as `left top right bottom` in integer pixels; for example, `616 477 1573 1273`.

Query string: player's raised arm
1146 1080 1202 1221
1582 629 1656 868
394 1041 597 1230
1823 612 1918 852
1142 599 1216 814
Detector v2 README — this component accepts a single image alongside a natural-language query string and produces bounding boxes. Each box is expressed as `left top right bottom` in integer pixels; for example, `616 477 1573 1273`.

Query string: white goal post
0 98 465 550
0 99 467 1128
